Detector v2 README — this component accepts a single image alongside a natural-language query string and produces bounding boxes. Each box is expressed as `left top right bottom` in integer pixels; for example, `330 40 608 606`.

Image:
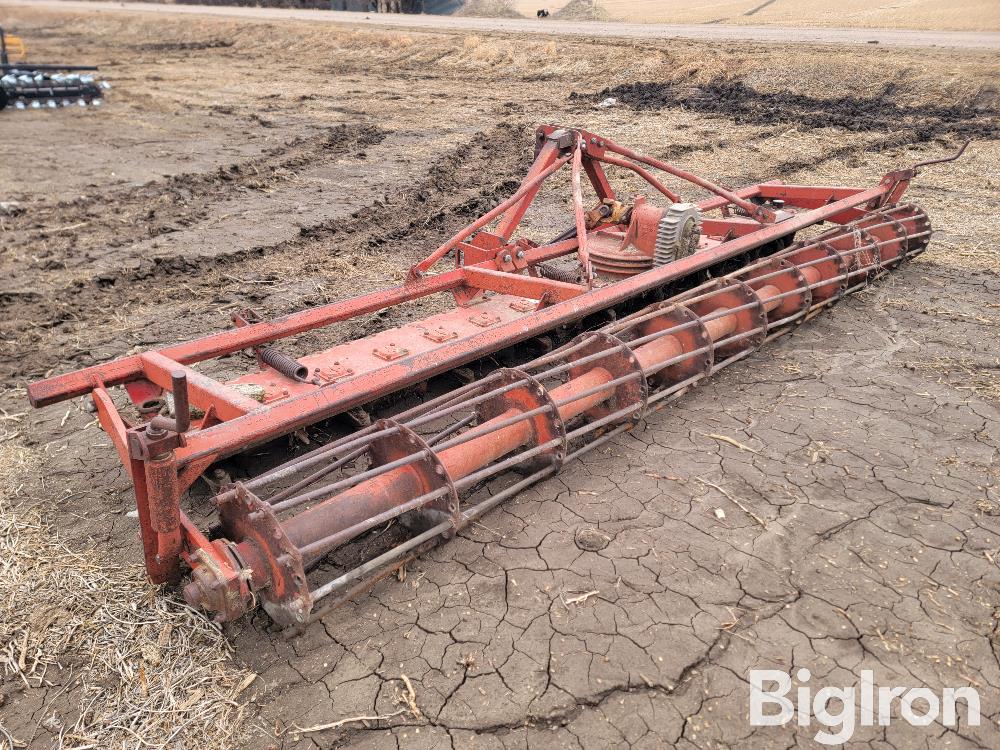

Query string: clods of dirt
133 39 234 51
575 527 611 551
572 79 1000 142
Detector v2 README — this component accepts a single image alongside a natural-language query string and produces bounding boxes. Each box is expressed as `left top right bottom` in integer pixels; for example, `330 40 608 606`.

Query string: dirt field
1 4 999 749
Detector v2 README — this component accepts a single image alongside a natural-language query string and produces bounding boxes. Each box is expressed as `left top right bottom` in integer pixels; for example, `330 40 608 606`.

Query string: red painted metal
25 126 958 627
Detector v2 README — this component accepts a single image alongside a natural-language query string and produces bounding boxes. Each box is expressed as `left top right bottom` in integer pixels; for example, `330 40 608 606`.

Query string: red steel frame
26 125 943 615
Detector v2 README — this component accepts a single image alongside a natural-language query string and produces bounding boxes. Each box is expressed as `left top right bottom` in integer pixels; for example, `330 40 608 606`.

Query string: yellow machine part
3 34 27 61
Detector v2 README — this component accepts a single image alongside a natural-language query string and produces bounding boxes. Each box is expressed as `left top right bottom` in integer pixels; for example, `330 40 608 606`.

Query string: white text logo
749 668 980 745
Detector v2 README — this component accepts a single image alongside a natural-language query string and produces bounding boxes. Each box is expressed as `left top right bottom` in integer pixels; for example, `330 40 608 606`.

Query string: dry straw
0 447 261 750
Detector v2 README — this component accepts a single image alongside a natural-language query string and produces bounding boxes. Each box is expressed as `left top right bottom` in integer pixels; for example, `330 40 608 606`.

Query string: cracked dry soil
1 7 998 749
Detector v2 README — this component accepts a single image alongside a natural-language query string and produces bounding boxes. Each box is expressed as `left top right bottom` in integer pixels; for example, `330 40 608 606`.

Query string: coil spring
259 346 309 382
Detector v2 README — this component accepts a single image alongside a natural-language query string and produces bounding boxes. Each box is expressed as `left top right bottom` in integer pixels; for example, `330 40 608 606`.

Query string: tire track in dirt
0 121 533 382
292 121 532 254
0 122 387 289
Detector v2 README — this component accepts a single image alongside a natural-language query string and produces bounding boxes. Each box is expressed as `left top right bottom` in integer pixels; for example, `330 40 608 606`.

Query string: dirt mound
453 0 522 17
554 0 608 20
574 80 1000 142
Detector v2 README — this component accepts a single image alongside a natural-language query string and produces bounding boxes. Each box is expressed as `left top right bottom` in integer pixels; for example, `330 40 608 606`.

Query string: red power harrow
27 126 966 630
